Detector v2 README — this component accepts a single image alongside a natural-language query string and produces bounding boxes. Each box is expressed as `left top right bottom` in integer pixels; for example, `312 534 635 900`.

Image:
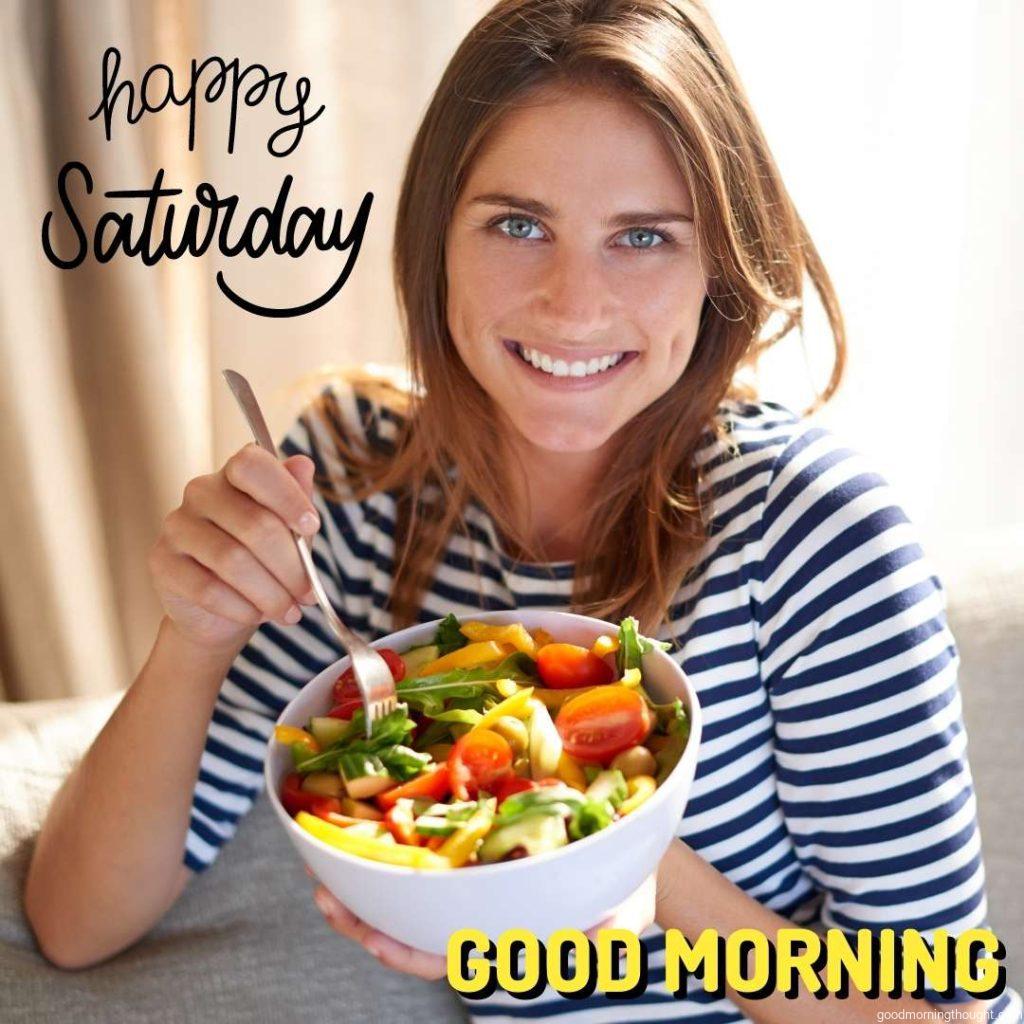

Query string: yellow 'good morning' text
447 927 1006 1001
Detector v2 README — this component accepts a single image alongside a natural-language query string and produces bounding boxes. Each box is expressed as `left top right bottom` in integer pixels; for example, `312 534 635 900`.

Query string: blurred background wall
0 0 1020 701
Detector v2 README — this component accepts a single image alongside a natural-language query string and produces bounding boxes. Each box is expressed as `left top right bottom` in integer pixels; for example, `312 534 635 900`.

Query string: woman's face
445 82 707 456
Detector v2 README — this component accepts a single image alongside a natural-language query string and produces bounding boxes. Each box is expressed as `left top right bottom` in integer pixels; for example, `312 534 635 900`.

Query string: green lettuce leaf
615 616 672 676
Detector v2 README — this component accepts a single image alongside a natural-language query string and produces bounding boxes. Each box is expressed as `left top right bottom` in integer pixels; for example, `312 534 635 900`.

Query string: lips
502 338 638 387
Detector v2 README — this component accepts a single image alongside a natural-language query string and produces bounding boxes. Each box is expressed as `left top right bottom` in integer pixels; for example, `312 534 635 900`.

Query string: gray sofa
1 543 1020 1021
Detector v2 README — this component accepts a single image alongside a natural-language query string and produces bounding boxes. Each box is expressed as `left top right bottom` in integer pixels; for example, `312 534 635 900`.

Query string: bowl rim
265 610 702 877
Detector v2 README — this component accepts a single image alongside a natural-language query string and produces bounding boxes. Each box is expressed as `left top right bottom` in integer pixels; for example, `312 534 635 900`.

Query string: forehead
462 82 693 215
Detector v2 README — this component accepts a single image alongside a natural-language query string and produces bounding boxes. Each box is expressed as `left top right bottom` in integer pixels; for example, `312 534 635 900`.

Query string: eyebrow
468 191 693 227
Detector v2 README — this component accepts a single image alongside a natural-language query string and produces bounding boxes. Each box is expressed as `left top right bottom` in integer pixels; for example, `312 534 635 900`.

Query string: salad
274 616 689 870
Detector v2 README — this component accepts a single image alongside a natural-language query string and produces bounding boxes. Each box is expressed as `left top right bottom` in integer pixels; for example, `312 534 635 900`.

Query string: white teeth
514 343 628 378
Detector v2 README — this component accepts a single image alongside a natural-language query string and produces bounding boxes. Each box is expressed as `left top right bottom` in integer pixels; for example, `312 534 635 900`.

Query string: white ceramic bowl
265 610 702 955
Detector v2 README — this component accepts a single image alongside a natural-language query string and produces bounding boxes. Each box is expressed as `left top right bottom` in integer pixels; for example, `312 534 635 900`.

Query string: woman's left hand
309 872 447 979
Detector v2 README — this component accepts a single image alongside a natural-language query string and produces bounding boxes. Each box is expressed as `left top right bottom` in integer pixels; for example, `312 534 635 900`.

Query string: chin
510 411 618 454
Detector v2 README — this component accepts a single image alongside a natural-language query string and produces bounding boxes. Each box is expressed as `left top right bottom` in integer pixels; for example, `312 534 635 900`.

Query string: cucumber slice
400 644 440 675
309 716 350 748
300 772 345 798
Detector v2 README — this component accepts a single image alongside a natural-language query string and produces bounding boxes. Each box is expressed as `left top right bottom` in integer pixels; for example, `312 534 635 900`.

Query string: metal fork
222 369 398 738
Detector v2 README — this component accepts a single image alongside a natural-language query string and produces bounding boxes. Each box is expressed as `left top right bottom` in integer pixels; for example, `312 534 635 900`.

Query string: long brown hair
315 0 846 634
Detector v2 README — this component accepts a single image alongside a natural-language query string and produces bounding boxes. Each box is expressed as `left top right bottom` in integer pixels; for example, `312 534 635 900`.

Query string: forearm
24 617 244 969
654 840 989 1024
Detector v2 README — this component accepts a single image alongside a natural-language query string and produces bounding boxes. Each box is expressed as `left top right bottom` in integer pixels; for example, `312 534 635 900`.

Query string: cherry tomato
492 776 538 807
555 685 652 765
536 643 615 689
326 697 362 720
448 728 514 800
331 648 405 704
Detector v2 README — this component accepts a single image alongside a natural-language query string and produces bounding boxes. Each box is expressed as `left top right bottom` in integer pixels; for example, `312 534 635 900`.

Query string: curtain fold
0 0 488 700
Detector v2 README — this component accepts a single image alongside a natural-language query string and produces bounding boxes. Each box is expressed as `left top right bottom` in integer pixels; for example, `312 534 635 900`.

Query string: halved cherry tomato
331 648 405 705
448 728 514 800
555 684 652 765
537 643 615 689
492 776 538 807
376 763 451 811
326 696 362 720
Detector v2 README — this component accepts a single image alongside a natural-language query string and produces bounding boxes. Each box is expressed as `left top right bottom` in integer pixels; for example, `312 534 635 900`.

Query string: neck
500 433 614 563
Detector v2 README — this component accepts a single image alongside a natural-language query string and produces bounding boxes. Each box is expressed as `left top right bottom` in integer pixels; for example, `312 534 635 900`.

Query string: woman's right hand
149 444 322 652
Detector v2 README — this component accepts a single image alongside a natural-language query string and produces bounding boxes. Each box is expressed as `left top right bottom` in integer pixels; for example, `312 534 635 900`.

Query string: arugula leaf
434 613 468 656
395 653 537 717
294 706 415 774
429 708 484 726
616 616 672 676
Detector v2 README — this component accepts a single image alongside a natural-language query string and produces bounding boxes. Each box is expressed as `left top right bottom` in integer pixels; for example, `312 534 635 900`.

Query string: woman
24 1 1019 1021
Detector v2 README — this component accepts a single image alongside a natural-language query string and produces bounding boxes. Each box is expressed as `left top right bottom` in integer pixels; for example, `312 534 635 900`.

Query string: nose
535 243 611 338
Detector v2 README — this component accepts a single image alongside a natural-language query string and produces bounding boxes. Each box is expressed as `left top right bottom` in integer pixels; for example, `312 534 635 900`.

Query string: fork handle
221 369 360 651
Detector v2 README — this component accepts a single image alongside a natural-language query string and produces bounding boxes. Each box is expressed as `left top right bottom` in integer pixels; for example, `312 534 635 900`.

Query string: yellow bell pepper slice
295 811 452 869
459 621 537 657
274 725 320 754
495 678 523 698
556 751 588 792
473 687 535 732
618 667 642 689
530 628 555 651
414 641 510 677
618 775 656 815
529 685 599 711
591 634 619 657
437 801 496 867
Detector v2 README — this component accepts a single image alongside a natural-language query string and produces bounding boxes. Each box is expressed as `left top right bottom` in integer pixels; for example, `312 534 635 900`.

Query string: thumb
283 453 316 499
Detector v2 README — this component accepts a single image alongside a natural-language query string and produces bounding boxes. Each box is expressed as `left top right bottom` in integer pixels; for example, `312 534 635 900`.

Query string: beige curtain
0 0 488 700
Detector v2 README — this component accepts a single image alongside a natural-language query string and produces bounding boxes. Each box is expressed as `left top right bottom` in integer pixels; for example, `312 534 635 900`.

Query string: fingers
310 883 446 981
164 511 302 626
284 453 316 499
198 484 313 605
223 445 321 536
150 543 262 626
362 931 448 981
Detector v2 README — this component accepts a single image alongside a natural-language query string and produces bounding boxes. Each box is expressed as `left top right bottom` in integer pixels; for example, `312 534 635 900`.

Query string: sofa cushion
0 694 467 1023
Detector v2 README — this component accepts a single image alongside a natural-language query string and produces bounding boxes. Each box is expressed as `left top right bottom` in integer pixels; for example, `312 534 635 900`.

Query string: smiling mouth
505 340 636 379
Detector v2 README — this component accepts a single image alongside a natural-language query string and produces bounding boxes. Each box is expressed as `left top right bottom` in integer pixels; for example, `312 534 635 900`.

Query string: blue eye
618 226 668 251
493 215 545 241
489 215 673 253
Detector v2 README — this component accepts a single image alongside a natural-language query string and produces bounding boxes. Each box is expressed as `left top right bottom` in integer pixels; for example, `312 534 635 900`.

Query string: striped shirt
184 375 1020 1023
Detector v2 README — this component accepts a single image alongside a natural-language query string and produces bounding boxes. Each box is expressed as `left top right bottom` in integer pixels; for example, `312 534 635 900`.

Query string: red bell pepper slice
383 803 424 846
281 772 324 816
375 763 450 811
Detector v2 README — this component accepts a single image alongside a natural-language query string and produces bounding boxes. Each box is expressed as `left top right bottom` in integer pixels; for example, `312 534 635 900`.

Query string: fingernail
284 605 302 624
314 889 333 917
297 510 320 535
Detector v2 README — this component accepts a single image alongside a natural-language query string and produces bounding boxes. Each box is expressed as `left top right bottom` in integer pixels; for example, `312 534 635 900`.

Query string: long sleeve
755 422 1001 1007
